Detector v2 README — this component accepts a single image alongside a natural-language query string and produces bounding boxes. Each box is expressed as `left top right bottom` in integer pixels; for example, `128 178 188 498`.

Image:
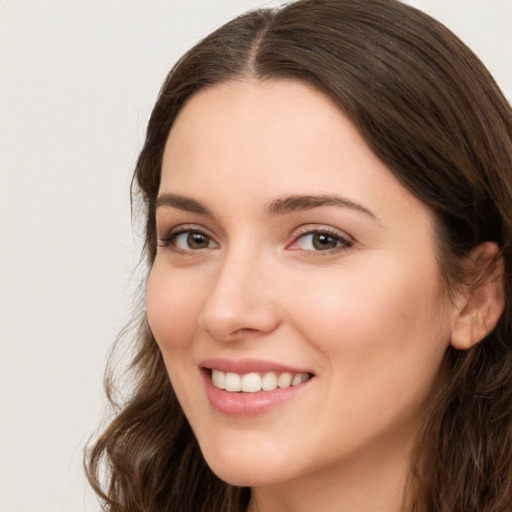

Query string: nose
198 252 280 342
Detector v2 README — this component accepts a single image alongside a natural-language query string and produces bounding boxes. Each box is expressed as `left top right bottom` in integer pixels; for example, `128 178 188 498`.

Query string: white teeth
241 372 262 393
211 370 310 392
224 372 241 392
291 373 303 386
277 372 292 388
262 372 278 391
212 369 226 389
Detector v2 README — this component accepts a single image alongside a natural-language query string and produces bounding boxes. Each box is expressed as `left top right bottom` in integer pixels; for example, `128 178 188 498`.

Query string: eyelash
287 227 353 253
158 226 216 251
157 226 353 254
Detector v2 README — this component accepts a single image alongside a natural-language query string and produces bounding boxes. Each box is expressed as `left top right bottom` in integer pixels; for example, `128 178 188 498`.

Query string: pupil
188 232 208 248
313 233 336 250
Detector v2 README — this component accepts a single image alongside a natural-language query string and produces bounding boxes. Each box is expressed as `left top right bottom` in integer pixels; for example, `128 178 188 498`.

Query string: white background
1 1 511 511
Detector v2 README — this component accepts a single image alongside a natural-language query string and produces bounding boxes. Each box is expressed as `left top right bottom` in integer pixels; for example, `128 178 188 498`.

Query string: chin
200 440 296 487
211 467 267 487
209 463 287 488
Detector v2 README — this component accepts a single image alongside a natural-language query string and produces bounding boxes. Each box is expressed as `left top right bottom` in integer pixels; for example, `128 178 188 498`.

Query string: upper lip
200 357 313 375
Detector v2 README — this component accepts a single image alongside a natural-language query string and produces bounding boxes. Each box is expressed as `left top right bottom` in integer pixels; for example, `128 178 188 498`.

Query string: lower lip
201 370 312 416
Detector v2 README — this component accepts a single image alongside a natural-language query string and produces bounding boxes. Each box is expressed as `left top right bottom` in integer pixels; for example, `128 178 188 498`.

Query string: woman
85 0 512 510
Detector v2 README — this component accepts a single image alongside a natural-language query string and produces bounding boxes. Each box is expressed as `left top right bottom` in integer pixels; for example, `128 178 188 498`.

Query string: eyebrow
155 193 212 215
154 192 377 220
267 194 377 219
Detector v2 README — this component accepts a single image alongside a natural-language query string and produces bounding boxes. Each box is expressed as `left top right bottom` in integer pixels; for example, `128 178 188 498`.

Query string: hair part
86 1 512 510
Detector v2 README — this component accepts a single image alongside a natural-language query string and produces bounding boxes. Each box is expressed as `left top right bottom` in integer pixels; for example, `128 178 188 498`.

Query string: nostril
197 280 280 341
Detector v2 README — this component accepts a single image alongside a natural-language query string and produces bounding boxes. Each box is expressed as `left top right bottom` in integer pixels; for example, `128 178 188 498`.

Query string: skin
146 79 471 512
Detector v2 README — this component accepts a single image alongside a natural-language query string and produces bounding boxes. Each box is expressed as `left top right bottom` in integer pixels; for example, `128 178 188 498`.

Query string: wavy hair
85 1 512 510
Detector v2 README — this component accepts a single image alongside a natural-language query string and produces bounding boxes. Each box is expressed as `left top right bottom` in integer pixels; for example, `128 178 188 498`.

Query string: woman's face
146 79 458 490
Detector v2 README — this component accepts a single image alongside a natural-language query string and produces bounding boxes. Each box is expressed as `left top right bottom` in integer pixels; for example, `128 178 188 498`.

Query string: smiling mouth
210 369 312 393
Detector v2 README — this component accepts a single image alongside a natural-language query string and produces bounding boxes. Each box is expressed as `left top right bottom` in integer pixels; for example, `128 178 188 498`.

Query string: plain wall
1 1 511 511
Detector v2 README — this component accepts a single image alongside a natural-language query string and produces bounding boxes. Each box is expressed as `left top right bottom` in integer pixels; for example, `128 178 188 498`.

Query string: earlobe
450 242 505 351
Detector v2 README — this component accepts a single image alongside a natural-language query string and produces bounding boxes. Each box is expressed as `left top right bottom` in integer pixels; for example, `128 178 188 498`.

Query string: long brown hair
85 1 512 510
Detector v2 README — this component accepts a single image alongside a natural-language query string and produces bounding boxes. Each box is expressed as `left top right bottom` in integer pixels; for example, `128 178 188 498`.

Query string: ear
450 242 505 350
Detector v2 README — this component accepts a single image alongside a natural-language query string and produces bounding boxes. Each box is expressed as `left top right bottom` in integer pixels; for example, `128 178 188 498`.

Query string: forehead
161 78 431 227
165 78 344 161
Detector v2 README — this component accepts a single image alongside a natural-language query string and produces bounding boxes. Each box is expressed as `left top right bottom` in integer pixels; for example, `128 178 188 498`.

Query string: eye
159 228 218 251
289 229 352 252
174 231 215 250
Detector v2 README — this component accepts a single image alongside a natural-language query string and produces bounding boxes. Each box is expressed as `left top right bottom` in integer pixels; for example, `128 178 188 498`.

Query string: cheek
288 255 450 369
146 261 203 350
284 257 451 448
